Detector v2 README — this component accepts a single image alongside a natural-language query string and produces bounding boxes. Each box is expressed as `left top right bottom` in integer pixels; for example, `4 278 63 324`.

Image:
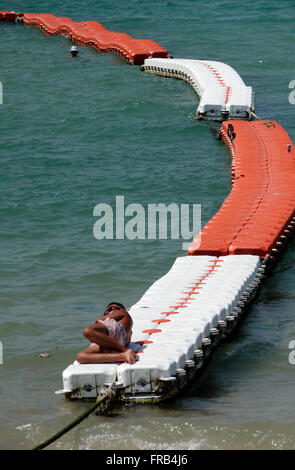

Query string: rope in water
251 111 262 120
32 390 113 450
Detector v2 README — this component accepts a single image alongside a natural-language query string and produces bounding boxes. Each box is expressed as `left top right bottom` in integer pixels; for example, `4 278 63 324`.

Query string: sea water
1 0 295 450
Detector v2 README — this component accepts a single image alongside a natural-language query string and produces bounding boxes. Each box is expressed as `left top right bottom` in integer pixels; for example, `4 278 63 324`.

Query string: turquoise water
1 0 295 450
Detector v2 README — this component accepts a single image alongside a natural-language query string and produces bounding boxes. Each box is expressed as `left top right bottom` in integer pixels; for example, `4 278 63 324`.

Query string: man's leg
83 323 126 353
76 343 138 364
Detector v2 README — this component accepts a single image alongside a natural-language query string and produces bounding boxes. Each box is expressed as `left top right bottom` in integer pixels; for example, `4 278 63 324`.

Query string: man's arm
76 344 138 364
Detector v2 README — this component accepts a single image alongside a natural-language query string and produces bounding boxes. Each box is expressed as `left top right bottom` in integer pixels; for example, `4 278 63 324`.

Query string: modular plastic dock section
2 10 295 404
0 11 168 65
59 255 263 402
188 120 295 258
142 58 254 121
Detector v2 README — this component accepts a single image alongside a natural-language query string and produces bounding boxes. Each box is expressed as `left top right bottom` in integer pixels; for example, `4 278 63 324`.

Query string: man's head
104 302 126 315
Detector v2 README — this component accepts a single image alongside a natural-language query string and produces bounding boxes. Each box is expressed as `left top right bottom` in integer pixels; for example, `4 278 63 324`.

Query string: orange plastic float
0 11 168 65
188 120 295 259
2 11 295 260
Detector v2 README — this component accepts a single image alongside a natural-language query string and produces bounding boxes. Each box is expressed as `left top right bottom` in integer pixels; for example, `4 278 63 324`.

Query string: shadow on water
207 124 222 140
258 289 295 302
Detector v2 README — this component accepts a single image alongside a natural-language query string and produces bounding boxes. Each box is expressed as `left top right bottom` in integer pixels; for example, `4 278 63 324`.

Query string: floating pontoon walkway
60 255 264 401
2 11 295 404
142 58 254 121
188 120 295 258
0 11 168 65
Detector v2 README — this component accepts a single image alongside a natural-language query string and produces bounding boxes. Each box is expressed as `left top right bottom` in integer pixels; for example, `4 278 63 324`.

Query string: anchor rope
32 386 116 450
251 111 262 120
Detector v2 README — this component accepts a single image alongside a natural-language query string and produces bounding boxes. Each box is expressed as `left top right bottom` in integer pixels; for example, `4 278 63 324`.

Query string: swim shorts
94 317 127 349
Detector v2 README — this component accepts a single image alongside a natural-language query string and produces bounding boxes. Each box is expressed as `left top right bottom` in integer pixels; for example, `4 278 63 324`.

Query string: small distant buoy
70 45 79 57
38 353 51 358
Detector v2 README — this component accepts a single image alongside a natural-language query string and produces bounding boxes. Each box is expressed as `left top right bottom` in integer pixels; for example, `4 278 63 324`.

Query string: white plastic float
141 58 254 121
58 254 264 402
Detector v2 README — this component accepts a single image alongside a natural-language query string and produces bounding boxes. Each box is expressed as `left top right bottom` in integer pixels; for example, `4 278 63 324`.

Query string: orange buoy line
188 120 295 261
3 10 295 407
0 11 168 65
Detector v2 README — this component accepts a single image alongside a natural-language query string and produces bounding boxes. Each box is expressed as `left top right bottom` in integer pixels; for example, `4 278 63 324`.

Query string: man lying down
76 302 142 364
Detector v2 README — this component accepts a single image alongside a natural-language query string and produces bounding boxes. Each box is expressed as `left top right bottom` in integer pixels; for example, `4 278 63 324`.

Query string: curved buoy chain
2 10 295 404
32 385 116 450
0 11 167 65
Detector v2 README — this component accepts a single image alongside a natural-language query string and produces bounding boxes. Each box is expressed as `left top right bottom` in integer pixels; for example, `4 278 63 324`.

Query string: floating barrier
0 11 168 65
57 255 263 402
188 120 295 259
2 11 295 404
141 58 254 121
